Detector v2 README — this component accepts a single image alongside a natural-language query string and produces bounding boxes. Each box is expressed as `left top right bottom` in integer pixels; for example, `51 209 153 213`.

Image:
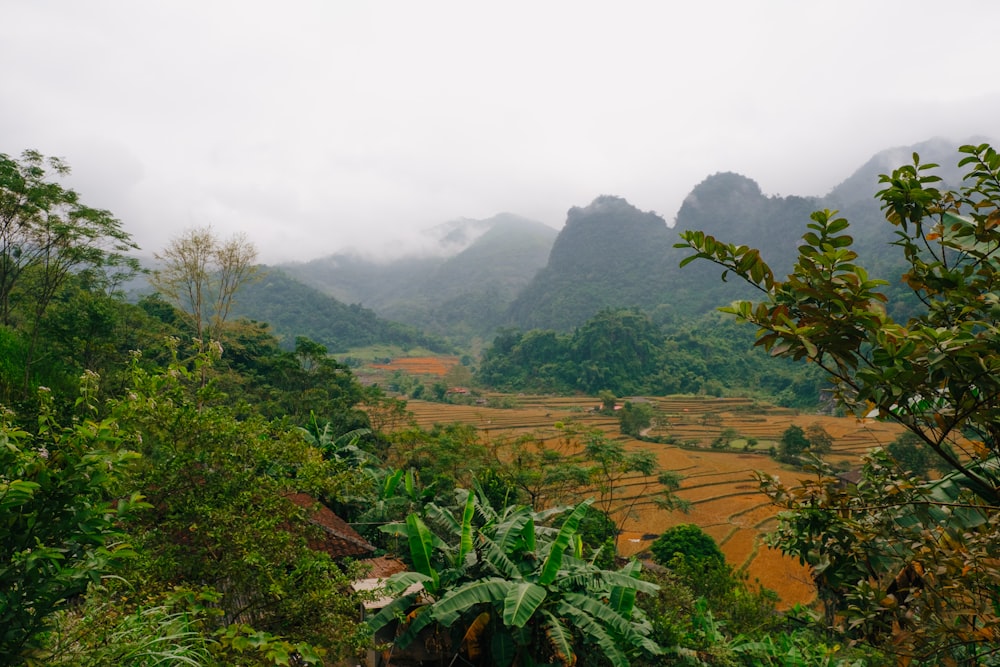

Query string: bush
650 524 724 566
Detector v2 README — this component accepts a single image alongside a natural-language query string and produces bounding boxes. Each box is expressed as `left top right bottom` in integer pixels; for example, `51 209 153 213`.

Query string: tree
583 431 684 537
650 524 724 567
0 379 144 664
112 353 372 659
619 400 656 437
151 226 259 353
885 431 935 478
805 423 834 454
678 143 1000 661
0 150 140 389
777 424 810 464
369 489 662 667
679 143 1000 504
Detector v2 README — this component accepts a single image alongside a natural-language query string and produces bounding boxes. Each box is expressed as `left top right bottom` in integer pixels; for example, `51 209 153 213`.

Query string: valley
364 354 907 607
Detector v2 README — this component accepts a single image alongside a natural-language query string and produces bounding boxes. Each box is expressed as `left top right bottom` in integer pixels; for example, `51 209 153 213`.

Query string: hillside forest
2 142 1000 666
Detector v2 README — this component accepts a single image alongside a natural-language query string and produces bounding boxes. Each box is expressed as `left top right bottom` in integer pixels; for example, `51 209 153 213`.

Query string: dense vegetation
230 269 451 354
477 308 825 406
680 142 1000 663
5 141 1000 667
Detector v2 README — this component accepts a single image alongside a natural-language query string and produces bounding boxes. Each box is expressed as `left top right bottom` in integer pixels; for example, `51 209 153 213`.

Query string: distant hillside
503 186 822 330
504 196 677 330
260 136 996 343
281 214 557 340
503 137 995 332
230 269 450 354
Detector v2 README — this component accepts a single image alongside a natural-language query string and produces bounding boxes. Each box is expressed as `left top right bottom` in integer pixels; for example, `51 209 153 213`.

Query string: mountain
236 136 995 346
502 136 995 332
503 196 677 330
503 184 822 331
280 214 557 340
229 269 449 354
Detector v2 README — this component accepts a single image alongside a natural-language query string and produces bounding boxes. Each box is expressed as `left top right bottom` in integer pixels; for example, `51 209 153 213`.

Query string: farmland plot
400 394 906 606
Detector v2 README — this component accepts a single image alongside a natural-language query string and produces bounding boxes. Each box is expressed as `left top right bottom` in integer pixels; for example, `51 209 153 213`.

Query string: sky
3 1 999 264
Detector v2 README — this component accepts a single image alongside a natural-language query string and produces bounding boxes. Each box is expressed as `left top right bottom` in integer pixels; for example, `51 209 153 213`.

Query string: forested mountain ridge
230 137 995 348
228 269 450 353
504 196 678 330
279 213 557 339
503 137 994 331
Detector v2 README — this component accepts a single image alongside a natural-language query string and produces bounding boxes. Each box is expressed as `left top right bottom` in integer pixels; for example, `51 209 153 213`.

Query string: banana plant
368 487 662 667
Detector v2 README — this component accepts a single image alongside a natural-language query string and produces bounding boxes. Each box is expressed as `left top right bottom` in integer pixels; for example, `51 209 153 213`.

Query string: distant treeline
476 308 826 407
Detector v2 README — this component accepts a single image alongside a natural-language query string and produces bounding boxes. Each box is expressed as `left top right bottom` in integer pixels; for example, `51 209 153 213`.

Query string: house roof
285 492 375 559
353 556 422 610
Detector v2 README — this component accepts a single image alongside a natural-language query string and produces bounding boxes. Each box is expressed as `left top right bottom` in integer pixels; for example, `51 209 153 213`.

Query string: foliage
584 430 684 535
679 143 1000 661
777 425 811 464
632 568 854 667
369 489 663 667
0 150 140 395
0 380 145 664
758 451 1000 663
42 586 329 666
111 352 372 659
804 423 834 453
230 269 451 354
618 401 656 438
679 143 1000 503
477 309 827 406
885 431 935 479
151 225 259 354
650 524 725 566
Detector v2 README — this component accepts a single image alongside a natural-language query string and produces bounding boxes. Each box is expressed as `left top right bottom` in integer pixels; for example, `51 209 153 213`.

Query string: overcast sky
3 1 998 263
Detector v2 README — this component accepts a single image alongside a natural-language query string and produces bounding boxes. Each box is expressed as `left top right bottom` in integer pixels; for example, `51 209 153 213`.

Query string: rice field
398 392 908 607
369 356 460 377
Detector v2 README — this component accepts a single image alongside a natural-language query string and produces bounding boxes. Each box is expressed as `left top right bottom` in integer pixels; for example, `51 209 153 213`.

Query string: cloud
2 1 998 262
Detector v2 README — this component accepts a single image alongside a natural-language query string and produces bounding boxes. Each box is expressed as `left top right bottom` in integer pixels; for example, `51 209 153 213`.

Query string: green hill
230 269 450 353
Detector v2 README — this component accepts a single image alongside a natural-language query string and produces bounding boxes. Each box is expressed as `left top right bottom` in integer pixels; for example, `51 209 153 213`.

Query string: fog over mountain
279 136 990 335
4 3 998 263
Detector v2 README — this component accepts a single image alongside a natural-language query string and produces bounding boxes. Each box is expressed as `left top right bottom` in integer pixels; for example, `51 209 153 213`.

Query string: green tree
679 143 1000 503
650 524 724 567
777 424 810 464
805 423 834 454
0 380 144 664
112 353 371 659
0 150 139 390
679 143 1000 661
583 431 684 537
369 490 662 667
619 400 655 437
885 431 935 479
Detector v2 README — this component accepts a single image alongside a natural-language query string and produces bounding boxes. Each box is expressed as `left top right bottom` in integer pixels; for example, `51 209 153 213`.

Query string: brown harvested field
400 394 908 608
369 356 460 377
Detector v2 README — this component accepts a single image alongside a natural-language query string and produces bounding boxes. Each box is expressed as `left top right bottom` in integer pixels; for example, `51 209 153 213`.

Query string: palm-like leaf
561 592 661 655
394 603 439 649
538 499 592 585
458 488 476 566
502 582 547 628
540 609 577 667
432 578 513 626
459 611 490 660
556 600 629 667
405 513 440 593
478 532 524 580
598 567 659 596
366 592 420 634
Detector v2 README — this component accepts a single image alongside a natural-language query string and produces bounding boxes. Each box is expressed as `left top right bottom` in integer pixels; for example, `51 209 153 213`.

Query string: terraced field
369 356 460 377
400 393 907 607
